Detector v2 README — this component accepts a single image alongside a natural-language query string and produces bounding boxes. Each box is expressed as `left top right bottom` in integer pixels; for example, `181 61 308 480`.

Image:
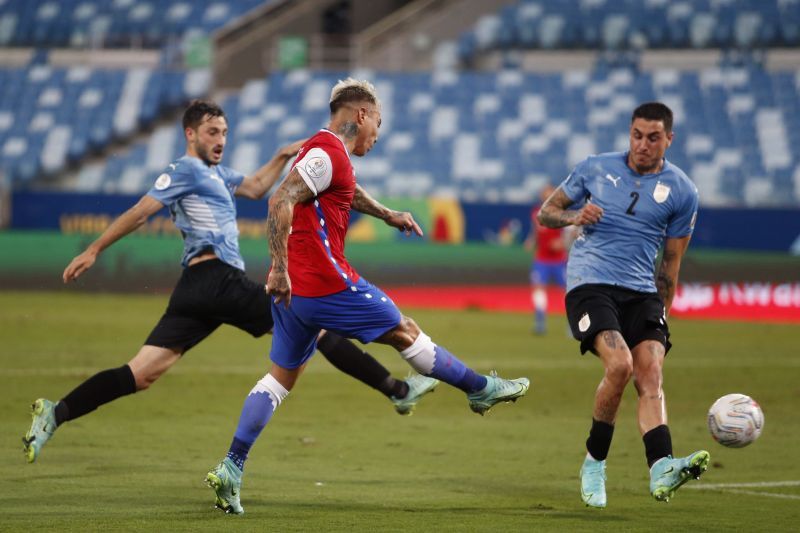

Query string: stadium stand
457 0 800 62
0 0 267 48
0 64 209 183
79 63 800 207
2 0 799 208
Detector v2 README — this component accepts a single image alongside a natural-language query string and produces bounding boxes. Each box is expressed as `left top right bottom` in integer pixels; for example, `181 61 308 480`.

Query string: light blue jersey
146 155 245 269
560 151 698 293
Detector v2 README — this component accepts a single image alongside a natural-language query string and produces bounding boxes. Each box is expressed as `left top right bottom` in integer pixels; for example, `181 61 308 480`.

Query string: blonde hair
329 78 380 113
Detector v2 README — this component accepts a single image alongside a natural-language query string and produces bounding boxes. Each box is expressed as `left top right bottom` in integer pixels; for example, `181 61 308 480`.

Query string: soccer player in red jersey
525 184 571 334
206 79 531 514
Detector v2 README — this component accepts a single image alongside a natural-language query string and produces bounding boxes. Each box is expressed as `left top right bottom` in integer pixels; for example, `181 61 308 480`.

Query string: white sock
250 373 290 410
399 332 436 375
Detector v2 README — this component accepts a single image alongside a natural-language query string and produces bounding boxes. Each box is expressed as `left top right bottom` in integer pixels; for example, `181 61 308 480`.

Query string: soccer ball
707 393 764 448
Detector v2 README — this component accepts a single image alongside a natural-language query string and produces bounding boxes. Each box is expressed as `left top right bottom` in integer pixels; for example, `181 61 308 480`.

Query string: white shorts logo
653 182 671 203
154 173 171 190
578 312 591 333
305 157 327 178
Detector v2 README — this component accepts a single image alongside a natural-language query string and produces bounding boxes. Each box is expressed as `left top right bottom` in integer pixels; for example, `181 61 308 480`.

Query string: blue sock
226 391 276 471
431 345 487 393
226 438 249 471
535 309 546 331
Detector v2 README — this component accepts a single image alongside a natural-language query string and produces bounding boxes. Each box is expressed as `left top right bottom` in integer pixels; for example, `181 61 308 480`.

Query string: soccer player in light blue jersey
23 100 437 466
538 102 709 508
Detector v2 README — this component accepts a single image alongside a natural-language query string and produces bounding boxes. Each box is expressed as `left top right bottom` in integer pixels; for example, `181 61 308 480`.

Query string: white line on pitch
690 481 800 489
709 489 800 501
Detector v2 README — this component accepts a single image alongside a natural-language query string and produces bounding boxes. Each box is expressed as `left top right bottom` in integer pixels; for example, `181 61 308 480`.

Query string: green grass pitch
1 291 798 532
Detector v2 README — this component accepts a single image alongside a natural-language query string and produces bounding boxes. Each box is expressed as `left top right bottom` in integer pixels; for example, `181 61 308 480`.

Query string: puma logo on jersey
604 174 621 187
209 173 223 184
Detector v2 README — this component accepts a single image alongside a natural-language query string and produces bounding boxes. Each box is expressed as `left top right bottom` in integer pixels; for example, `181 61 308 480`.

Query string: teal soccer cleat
22 399 57 463
580 455 607 508
206 458 244 515
467 371 530 415
650 450 710 502
391 374 439 415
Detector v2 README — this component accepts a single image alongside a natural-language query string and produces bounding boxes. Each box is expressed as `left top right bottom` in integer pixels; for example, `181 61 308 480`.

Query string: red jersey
531 206 567 263
287 129 360 297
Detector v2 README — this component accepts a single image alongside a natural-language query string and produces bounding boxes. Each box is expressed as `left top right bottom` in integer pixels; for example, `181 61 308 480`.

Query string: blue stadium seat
0 0 269 48
0 61 204 183
457 0 796 61
9 61 800 207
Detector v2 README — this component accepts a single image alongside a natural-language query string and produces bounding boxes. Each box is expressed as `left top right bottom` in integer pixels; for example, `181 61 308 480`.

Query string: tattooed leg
592 330 633 424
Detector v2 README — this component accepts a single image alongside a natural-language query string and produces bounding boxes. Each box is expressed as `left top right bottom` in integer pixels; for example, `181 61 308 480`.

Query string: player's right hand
575 203 603 226
267 270 292 308
62 249 97 283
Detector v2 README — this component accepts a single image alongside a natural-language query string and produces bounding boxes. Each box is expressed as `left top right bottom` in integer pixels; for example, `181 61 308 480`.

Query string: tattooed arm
537 187 604 229
266 168 315 307
351 184 423 236
656 235 691 317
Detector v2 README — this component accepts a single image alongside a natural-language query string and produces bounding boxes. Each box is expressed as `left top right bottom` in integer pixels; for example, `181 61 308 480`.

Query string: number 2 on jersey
626 191 639 215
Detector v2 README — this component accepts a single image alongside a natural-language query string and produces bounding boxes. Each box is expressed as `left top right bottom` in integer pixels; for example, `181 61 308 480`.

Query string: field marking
688 480 800 501
693 481 800 489
699 489 800 501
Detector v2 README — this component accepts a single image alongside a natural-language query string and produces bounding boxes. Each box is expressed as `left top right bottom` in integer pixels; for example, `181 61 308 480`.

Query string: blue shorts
530 260 567 287
269 277 402 369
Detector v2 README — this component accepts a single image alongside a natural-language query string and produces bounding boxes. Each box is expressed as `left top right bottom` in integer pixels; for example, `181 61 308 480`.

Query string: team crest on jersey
154 173 171 190
305 157 327 178
653 182 671 203
578 312 591 333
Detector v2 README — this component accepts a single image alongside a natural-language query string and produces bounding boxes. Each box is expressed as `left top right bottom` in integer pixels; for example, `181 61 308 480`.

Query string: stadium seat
0 62 205 183
61 62 796 206
0 0 269 48
457 0 797 62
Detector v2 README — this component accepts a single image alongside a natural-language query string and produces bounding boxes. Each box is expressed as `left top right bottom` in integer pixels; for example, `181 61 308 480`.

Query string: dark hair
632 102 673 133
182 99 225 130
329 86 377 114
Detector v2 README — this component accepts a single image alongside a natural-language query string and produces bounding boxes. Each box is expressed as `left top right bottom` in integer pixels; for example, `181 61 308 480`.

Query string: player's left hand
63 248 98 283
384 210 423 237
267 269 292 307
278 138 307 159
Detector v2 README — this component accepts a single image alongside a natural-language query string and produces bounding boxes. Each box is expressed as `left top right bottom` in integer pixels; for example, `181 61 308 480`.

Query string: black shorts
145 259 272 353
565 284 671 356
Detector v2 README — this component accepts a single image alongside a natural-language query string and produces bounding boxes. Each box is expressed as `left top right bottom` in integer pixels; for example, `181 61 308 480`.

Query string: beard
196 144 222 165
631 154 661 174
